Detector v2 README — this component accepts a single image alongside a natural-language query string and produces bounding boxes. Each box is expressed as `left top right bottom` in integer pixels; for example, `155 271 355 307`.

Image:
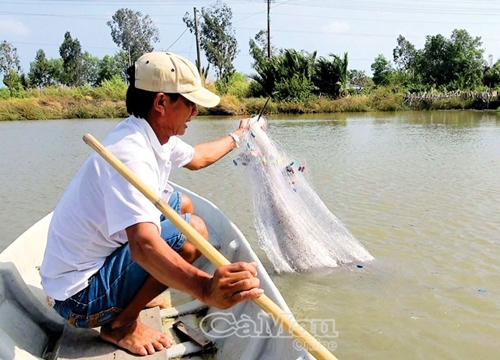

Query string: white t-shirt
40 116 195 300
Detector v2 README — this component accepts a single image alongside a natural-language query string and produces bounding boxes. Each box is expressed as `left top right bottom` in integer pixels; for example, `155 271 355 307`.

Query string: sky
1 0 500 79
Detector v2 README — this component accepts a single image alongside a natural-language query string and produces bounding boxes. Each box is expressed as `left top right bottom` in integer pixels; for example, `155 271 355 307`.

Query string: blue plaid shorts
53 191 190 328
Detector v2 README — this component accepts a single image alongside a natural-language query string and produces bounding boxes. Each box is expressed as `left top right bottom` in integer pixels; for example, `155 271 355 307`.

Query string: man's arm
126 221 263 309
184 119 249 171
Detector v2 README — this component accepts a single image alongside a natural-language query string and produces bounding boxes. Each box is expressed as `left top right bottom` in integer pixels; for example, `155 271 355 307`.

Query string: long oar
83 133 338 360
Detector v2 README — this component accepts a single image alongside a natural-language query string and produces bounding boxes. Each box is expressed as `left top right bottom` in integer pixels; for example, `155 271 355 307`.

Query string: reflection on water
1 111 500 359
277 110 500 127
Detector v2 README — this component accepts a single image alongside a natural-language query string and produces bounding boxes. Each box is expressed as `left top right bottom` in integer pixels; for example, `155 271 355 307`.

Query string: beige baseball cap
134 52 220 108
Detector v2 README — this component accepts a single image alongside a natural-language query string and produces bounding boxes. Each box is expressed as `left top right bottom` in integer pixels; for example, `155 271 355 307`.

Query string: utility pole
267 0 271 57
194 7 202 75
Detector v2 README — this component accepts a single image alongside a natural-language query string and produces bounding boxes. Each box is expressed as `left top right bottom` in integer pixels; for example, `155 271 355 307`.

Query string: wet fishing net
232 116 374 273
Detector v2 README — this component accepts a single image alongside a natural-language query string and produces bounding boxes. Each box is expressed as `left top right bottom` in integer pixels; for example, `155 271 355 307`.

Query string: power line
0 9 494 27
279 0 500 16
271 11 500 26
0 11 108 20
166 27 188 51
0 10 181 18
4 0 499 13
3 6 500 26
0 11 183 27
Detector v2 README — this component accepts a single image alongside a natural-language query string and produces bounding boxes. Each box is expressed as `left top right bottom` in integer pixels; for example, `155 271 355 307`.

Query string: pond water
1 111 499 359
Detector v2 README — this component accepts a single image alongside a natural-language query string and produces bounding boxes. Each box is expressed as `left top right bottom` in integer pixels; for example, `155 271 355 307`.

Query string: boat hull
0 183 313 359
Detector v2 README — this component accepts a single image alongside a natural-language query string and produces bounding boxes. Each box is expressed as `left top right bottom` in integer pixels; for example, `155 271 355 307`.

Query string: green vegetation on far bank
1 82 498 121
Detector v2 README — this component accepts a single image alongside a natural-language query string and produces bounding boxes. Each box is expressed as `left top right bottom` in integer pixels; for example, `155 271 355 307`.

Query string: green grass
0 84 496 121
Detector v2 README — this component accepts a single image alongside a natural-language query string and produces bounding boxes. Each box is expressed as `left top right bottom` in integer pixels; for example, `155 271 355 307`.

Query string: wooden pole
194 7 202 76
83 133 339 360
267 0 271 57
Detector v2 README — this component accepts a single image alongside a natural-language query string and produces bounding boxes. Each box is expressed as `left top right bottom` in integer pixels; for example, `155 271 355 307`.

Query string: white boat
0 183 314 360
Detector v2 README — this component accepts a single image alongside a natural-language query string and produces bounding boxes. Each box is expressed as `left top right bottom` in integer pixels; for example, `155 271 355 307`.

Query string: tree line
1 0 499 102
372 31 500 91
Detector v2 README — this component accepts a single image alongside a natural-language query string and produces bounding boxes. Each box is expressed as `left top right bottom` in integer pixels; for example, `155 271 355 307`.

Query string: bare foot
100 319 174 356
145 295 167 309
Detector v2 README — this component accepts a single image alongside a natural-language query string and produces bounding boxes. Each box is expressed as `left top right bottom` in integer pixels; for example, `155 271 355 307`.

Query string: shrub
227 80 250 99
330 96 371 113
274 74 315 103
0 88 10 100
204 81 218 95
369 87 406 111
98 100 128 118
0 100 17 120
244 97 277 116
277 101 308 114
0 98 61 120
247 80 267 98
207 94 245 115
90 75 127 100
429 98 472 110
215 72 250 99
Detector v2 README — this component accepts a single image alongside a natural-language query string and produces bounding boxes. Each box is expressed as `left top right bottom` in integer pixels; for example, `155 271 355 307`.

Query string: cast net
232 116 374 273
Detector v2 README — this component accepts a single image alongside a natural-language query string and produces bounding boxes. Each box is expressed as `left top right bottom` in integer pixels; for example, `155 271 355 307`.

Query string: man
40 52 263 356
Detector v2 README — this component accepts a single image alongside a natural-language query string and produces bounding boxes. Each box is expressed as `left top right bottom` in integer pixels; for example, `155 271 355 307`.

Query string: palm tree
313 52 349 98
249 48 317 100
249 55 280 96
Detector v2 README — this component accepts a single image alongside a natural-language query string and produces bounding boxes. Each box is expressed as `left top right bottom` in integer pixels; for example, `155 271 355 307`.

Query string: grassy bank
0 85 498 121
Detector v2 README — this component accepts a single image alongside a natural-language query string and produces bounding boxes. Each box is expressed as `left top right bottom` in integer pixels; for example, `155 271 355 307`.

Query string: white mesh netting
232 116 374 273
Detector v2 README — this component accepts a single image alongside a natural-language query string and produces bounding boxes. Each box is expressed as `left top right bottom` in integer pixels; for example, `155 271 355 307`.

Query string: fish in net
232 116 374 273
